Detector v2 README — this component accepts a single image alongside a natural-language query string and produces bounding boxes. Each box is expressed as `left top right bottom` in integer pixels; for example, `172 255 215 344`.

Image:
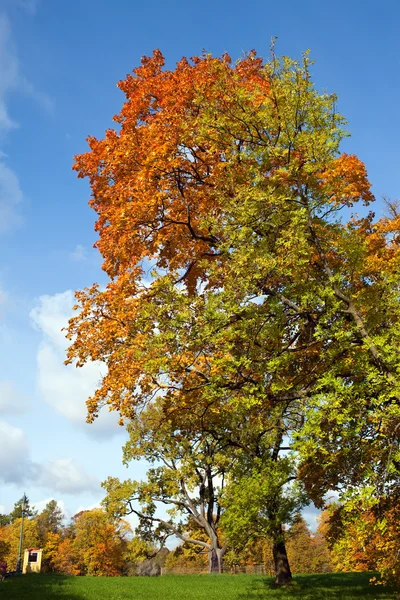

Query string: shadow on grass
0 574 84 600
237 572 396 599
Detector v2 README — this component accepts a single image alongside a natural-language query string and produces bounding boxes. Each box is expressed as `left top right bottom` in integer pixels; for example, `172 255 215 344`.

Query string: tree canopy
66 48 400 585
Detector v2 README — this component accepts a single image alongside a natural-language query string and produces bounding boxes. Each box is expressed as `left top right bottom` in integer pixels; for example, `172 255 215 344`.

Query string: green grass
0 572 396 600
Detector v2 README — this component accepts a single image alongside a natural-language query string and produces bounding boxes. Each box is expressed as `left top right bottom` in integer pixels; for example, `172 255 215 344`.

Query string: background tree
0 540 10 563
103 403 230 574
44 532 83 576
36 500 65 572
0 518 39 569
37 500 64 545
42 508 131 576
8 496 36 522
224 538 275 575
164 542 208 573
72 509 130 576
123 536 164 576
320 498 400 586
285 515 332 574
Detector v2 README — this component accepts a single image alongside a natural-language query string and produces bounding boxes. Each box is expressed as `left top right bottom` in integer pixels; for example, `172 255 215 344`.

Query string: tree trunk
272 526 292 585
208 547 224 574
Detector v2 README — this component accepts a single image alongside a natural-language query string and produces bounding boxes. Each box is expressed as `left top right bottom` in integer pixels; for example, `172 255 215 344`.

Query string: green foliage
8 496 36 522
67 48 399 582
37 500 64 545
0 514 11 527
102 403 228 569
221 458 307 548
0 517 40 569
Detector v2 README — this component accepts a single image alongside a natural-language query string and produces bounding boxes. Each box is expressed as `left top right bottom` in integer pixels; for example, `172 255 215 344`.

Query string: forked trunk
208 547 224 574
272 525 292 585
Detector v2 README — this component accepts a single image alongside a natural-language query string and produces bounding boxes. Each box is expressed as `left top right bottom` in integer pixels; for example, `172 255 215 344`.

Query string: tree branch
131 508 211 550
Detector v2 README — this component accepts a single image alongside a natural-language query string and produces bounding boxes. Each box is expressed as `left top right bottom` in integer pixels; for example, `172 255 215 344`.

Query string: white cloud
0 380 29 414
18 74 53 114
30 291 121 438
0 15 21 231
31 497 71 521
302 506 320 532
74 501 102 515
0 14 52 127
0 419 100 495
32 497 67 515
0 420 36 484
30 290 75 348
38 459 100 495
70 244 87 262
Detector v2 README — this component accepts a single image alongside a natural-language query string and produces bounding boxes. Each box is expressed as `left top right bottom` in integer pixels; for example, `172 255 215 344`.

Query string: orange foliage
67 50 375 426
73 509 128 576
318 153 374 206
46 534 82 576
43 510 130 576
321 500 400 587
73 51 268 282
286 516 332 574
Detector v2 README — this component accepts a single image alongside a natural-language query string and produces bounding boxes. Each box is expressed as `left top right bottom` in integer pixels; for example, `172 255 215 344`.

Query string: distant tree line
0 496 397 579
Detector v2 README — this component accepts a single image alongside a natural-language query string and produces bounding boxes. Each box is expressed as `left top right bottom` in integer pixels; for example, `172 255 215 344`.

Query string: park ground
0 572 397 600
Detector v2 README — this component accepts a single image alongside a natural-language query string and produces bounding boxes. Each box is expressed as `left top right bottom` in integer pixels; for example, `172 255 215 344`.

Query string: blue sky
0 0 398 526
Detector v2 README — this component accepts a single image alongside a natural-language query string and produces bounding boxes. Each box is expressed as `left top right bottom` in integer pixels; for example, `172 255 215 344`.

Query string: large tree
66 49 399 583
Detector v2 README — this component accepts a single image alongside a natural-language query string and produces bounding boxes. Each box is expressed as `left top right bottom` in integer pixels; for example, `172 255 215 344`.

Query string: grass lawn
0 572 396 600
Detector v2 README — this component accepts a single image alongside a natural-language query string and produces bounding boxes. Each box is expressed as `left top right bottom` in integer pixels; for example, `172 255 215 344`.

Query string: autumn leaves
66 50 400 585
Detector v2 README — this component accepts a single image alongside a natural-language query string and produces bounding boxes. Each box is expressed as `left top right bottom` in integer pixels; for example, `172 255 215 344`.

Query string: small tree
72 509 130 576
37 500 64 545
8 496 36 522
103 404 229 574
0 518 39 569
221 457 307 583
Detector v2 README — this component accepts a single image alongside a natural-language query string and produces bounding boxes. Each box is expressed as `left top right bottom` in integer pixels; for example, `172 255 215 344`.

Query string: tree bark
272 526 292 585
208 547 224 574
